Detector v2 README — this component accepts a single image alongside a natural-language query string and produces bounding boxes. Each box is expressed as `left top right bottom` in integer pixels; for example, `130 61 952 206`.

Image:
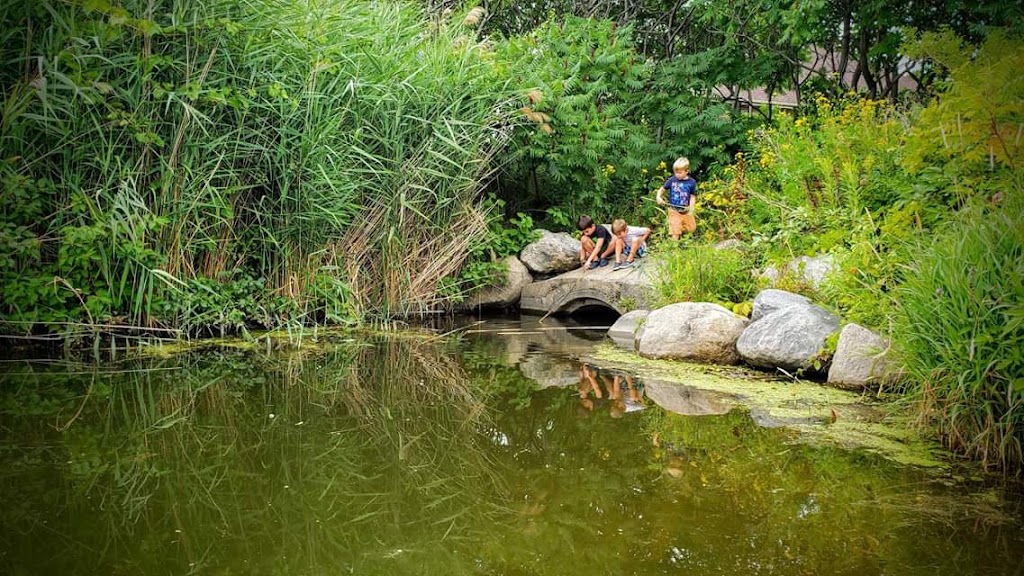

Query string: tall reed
1 0 519 333
895 188 1024 470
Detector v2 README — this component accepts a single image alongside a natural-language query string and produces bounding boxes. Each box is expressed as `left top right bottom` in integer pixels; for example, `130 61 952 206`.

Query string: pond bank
16 315 957 471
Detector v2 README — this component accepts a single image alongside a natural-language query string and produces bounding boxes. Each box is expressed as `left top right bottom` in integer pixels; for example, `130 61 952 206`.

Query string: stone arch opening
557 297 622 322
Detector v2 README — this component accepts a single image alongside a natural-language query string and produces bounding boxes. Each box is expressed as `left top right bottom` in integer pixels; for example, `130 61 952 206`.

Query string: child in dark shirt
577 215 614 269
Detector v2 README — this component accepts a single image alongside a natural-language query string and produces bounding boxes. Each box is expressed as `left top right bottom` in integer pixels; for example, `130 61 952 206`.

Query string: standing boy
610 219 650 270
577 215 614 269
656 157 697 240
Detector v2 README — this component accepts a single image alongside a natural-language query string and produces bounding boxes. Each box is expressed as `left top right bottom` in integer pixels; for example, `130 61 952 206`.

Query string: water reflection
0 341 506 574
577 362 647 418
0 334 1021 575
456 314 736 419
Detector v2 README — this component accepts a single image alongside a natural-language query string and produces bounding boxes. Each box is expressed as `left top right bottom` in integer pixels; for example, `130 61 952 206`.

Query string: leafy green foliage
903 28 1024 180
154 272 299 338
450 203 539 301
701 26 1024 471
653 244 757 307
494 16 655 220
641 51 754 173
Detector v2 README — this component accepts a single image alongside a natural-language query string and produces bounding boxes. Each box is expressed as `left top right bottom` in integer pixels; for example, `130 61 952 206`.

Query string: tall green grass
895 187 1024 470
652 244 757 309
0 0 519 334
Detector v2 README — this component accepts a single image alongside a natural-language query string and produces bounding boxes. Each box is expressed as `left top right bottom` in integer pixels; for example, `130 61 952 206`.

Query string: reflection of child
605 372 645 418
621 373 645 414
577 363 603 411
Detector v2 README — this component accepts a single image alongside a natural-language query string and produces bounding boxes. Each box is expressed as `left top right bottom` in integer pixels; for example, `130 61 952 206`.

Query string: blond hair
611 219 627 234
673 157 690 171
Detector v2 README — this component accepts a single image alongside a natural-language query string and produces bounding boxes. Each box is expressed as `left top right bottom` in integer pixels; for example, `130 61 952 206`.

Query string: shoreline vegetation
1 1 1021 470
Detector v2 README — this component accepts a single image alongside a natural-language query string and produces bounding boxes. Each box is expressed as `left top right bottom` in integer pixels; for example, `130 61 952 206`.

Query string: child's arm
655 186 666 205
581 236 599 266
589 237 606 262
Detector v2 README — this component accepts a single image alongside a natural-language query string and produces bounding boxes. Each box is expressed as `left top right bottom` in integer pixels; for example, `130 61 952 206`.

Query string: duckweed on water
591 344 949 468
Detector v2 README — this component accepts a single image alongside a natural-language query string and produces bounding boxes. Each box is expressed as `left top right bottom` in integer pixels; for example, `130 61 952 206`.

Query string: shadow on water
0 328 1022 575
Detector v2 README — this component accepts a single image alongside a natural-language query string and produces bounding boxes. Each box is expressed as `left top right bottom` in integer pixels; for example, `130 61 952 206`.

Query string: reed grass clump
653 244 757 308
0 0 519 335
895 189 1024 470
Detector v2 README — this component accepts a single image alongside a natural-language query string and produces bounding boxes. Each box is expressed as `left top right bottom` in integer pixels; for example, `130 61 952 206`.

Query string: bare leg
611 236 624 263
580 236 595 263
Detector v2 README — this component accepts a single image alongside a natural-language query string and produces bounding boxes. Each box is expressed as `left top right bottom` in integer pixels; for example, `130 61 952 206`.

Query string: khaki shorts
667 207 696 236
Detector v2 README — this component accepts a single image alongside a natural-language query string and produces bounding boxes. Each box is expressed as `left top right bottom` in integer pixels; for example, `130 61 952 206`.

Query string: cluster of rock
461 229 580 310
608 288 896 391
466 233 894 391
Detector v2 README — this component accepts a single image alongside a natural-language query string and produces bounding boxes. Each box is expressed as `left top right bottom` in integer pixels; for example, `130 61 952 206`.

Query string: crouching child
610 219 650 270
578 215 614 269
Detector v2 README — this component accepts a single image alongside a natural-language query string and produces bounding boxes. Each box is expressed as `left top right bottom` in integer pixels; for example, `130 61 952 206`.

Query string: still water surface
1 316 1022 575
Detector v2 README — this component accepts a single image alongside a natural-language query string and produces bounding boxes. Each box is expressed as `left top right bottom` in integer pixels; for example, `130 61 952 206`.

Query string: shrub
494 16 654 220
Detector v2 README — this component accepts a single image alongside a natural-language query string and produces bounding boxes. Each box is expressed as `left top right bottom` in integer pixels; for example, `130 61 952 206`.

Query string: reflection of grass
0 340 509 575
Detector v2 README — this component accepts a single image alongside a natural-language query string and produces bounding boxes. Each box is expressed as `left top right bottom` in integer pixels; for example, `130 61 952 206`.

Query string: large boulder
751 289 812 322
461 256 533 310
737 304 839 372
638 303 748 365
607 310 649 350
519 230 581 275
827 323 894 390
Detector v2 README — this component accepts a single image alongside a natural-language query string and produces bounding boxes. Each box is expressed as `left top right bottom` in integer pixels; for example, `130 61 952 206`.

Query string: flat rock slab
520 259 655 315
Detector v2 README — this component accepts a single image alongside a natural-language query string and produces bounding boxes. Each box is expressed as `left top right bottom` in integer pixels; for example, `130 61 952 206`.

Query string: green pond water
1 316 1022 575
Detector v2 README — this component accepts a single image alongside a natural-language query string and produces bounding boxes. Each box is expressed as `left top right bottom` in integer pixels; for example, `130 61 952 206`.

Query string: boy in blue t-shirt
655 157 697 240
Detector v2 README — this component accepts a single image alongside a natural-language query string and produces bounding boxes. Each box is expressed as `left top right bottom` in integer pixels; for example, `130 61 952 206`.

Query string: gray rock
638 302 748 365
757 254 838 289
789 254 837 289
737 304 839 371
757 264 782 285
712 239 745 251
519 230 581 275
751 289 812 322
461 256 533 310
607 310 649 349
827 323 892 390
